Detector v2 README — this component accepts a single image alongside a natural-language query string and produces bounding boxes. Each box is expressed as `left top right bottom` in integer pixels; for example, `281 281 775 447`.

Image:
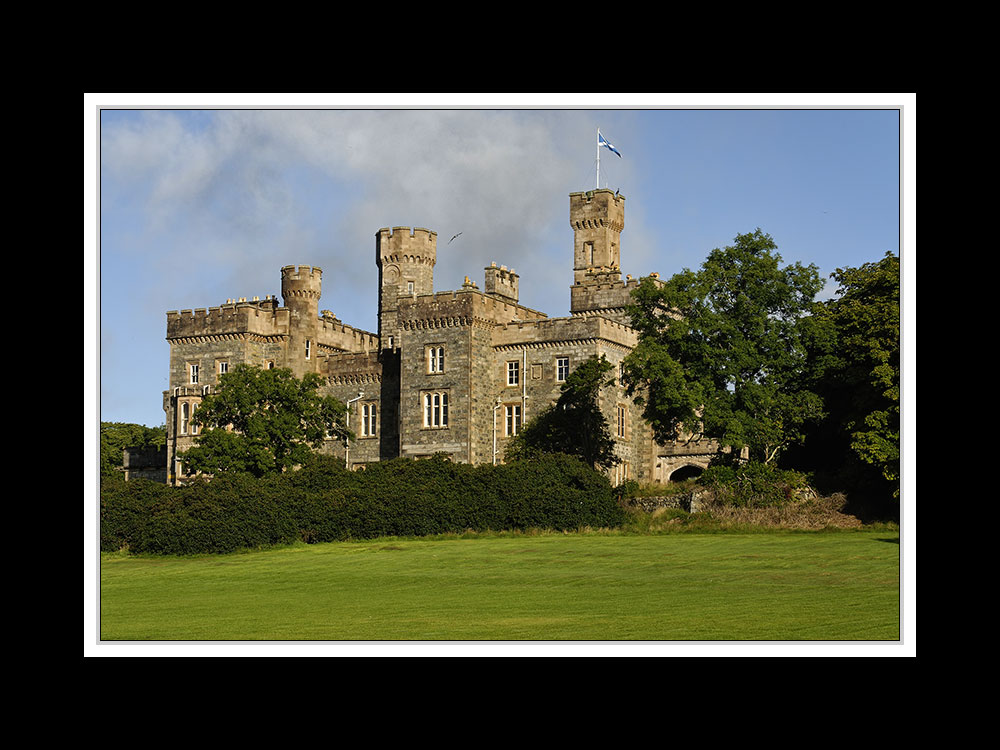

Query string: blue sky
90 96 910 429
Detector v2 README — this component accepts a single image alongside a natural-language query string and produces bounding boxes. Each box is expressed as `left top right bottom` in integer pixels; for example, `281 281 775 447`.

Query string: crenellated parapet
484 262 519 302
397 288 546 331
570 272 665 324
492 313 638 352
318 312 379 354
321 351 383 386
166 297 287 341
281 265 323 300
376 227 437 267
570 189 625 232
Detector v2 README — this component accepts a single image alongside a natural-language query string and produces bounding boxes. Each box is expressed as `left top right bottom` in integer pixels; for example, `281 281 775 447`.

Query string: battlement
281 265 323 300
376 226 438 265
492 314 638 351
397 287 545 329
569 189 625 231
166 297 287 339
320 350 383 385
318 314 379 353
484 262 519 302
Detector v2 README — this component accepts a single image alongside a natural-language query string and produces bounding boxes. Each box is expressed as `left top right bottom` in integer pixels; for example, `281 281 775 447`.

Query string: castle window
218 361 228 375
266 360 275 370
427 345 445 374
189 364 199 384
305 340 311 359
423 391 450 428
407 281 415 294
507 361 520 386
616 404 629 440
361 402 377 437
504 404 522 437
614 460 631 485
556 357 569 382
180 402 190 435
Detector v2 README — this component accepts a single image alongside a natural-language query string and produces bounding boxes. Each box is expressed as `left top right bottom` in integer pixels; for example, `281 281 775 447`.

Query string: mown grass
100 527 900 641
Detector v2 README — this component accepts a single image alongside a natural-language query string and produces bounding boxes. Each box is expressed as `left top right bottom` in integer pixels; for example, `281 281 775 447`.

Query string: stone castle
160 188 716 486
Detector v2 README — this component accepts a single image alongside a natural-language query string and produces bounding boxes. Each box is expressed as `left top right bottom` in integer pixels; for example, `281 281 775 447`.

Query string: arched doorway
669 464 703 482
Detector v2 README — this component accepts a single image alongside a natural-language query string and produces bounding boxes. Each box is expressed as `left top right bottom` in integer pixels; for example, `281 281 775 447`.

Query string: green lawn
99 530 900 641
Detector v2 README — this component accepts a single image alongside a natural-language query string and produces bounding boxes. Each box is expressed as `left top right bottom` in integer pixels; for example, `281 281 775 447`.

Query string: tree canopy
180 365 350 479
622 229 827 465
804 251 900 497
505 355 618 470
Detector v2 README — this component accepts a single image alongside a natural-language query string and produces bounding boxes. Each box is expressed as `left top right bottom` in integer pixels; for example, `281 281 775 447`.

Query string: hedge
100 453 627 555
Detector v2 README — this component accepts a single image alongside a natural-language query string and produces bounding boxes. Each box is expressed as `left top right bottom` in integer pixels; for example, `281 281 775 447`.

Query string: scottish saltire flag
598 130 621 158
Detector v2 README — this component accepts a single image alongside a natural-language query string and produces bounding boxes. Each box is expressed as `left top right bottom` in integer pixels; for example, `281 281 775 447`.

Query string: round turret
281 265 322 376
281 265 323 308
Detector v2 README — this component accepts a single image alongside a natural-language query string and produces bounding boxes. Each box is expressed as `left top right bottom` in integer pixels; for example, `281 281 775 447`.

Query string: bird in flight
449 232 462 244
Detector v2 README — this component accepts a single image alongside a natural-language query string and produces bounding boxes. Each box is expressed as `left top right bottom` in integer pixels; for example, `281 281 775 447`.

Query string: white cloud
101 109 625 322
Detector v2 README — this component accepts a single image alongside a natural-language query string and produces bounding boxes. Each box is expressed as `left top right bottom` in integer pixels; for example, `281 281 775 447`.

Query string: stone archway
668 464 704 482
656 453 714 484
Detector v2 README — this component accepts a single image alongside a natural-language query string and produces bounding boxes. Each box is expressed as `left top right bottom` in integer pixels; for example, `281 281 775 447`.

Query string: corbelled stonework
161 189 717 486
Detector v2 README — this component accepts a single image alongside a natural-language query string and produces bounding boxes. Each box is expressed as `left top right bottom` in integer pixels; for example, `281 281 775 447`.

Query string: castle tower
569 189 624 286
281 265 322 377
376 227 437 348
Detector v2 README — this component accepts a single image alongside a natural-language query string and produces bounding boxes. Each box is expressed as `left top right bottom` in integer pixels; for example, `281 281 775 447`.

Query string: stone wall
123 445 168 483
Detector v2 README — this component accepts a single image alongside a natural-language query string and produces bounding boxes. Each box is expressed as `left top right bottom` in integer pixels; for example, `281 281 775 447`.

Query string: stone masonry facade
161 189 718 486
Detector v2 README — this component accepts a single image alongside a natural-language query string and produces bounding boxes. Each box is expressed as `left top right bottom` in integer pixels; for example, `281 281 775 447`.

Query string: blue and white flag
598 130 621 158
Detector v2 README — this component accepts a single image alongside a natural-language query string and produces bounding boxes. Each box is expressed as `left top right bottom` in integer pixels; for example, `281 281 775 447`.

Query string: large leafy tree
622 229 827 465
181 365 351 479
505 355 618 469
806 252 900 497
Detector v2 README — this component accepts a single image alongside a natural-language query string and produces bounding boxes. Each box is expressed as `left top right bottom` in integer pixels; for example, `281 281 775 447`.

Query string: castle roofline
568 187 624 200
399 286 548 319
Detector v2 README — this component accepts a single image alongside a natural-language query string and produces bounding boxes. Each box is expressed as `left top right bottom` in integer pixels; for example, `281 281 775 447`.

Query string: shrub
134 473 300 555
100 477 174 551
100 453 626 555
699 461 812 508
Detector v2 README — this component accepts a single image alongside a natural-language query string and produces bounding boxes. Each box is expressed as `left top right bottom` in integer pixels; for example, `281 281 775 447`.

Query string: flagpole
596 128 601 189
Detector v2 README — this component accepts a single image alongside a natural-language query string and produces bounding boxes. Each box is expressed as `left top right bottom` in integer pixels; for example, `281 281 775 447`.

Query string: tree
100 422 166 481
505 355 618 469
622 229 827 465
180 365 351 479
806 252 900 497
